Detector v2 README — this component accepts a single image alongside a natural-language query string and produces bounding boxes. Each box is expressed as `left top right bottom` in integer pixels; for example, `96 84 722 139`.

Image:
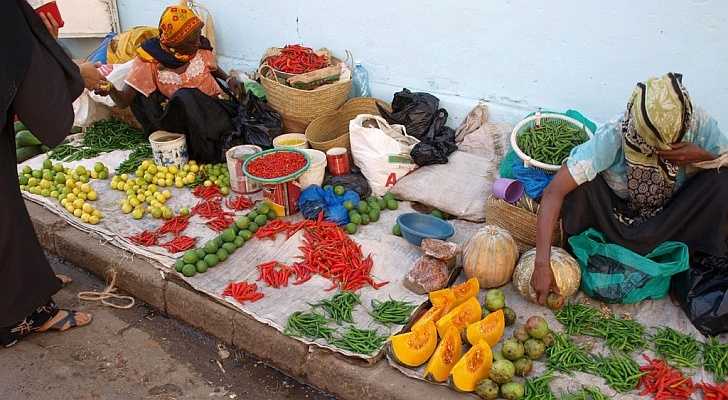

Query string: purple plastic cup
492 178 524 203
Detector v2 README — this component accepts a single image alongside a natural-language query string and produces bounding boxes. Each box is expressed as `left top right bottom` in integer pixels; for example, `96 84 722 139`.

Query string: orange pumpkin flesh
390 320 438 367
429 288 457 312
450 340 493 392
451 278 480 306
411 305 446 332
436 297 482 338
466 309 505 346
424 326 462 382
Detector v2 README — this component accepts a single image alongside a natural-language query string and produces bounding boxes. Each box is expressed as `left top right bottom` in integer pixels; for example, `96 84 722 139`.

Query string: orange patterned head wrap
158 5 203 47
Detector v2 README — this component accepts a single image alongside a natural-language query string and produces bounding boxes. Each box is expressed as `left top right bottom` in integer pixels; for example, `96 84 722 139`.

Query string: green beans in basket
310 292 360 325
652 326 701 370
329 327 387 355
516 118 589 166
370 298 416 326
284 311 335 340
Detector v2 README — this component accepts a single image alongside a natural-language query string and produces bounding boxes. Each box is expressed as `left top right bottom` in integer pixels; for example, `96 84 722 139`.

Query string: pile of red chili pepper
638 355 695 400
222 281 264 304
157 215 190 236
257 261 296 288
226 195 253 211
127 215 197 253
700 382 728 400
129 230 160 246
246 151 307 180
192 185 222 200
159 235 196 253
267 44 329 74
191 185 237 232
254 219 315 240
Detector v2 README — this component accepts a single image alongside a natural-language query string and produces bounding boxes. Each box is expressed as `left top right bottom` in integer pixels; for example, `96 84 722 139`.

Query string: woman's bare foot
56 274 72 287
36 310 92 333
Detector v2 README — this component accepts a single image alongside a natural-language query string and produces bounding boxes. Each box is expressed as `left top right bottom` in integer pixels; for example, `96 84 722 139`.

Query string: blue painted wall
110 0 727 127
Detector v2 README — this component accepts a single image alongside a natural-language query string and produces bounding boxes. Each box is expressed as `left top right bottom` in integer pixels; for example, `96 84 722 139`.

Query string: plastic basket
510 112 594 173
242 148 311 184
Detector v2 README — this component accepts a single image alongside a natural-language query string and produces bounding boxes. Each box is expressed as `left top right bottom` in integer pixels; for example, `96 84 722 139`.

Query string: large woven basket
305 97 392 153
485 196 563 253
259 64 352 133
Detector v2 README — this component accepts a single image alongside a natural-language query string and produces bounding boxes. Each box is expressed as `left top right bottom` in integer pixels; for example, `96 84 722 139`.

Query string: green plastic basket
242 148 311 184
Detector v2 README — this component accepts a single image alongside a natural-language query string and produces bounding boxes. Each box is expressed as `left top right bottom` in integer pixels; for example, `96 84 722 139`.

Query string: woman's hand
77 62 107 91
226 76 243 98
40 12 60 39
658 142 716 166
532 255 559 305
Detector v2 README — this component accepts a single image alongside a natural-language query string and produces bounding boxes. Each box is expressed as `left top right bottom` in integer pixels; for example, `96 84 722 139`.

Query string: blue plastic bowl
396 213 455 247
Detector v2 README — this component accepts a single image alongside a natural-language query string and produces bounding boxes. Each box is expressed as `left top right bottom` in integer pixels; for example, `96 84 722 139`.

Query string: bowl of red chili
243 148 310 184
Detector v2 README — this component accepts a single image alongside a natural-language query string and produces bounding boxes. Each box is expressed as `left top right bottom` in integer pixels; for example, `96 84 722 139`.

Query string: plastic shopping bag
349 114 419 196
569 229 689 304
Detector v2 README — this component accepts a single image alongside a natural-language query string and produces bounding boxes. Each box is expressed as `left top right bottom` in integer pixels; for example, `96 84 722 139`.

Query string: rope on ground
77 269 135 309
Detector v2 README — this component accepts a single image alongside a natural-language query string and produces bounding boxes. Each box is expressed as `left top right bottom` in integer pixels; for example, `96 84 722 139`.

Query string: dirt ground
0 255 335 400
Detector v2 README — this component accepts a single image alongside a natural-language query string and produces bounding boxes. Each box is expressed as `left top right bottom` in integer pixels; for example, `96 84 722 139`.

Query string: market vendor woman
98 5 241 162
532 74 728 320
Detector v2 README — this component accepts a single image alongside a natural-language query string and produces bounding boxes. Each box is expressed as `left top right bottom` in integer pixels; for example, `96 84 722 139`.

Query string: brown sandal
37 310 92 333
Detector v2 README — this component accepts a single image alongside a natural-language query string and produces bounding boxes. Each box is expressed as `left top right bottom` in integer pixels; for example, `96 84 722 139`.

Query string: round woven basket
305 97 392 153
485 196 563 253
259 64 352 133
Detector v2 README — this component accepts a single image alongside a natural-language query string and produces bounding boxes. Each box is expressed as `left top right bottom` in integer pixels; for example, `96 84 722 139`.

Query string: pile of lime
175 202 277 277
110 173 174 220
343 190 399 235
199 163 230 193
18 159 106 224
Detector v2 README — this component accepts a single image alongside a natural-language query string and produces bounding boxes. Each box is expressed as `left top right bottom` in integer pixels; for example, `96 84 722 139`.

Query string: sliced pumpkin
436 297 482 338
429 288 457 312
424 326 462 382
390 320 438 367
466 309 505 347
450 340 493 392
411 305 446 332
452 278 480 306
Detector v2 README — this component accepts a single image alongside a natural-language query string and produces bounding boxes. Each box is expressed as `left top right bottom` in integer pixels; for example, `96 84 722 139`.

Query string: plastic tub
149 130 188 167
243 148 311 216
298 149 327 189
396 213 455 247
326 147 351 176
226 145 263 194
492 178 524 203
273 133 309 149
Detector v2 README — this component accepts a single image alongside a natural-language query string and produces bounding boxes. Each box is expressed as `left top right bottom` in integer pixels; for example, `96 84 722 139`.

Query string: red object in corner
30 1 65 28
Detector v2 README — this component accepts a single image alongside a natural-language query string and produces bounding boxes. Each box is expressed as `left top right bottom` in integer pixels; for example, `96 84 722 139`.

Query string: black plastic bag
671 253 728 336
323 171 371 199
221 90 282 158
410 109 458 165
585 255 652 304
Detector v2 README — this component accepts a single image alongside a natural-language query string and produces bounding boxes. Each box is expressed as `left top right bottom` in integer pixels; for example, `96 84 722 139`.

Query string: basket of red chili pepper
243 148 311 216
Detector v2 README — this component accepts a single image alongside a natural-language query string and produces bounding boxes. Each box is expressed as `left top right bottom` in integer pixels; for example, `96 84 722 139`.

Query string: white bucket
273 133 309 149
298 149 327 189
226 145 263 194
149 130 188 167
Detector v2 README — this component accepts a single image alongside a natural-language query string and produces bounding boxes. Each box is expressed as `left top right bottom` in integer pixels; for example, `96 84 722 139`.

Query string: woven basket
485 196 563 253
305 97 392 153
259 64 352 133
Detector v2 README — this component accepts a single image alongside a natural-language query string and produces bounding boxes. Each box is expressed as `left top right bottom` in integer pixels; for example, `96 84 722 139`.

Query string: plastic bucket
326 147 351 176
149 131 188 167
492 178 524 203
226 145 263 194
298 149 327 189
273 133 309 149
243 148 311 216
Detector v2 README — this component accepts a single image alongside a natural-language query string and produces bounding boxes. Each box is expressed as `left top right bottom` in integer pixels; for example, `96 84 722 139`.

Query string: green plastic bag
569 229 689 304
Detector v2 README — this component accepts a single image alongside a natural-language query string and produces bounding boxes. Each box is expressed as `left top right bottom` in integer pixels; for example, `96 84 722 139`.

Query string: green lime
234 237 244 248
42 159 52 169
361 214 370 225
248 222 259 233
383 192 395 202
236 216 250 230
239 230 253 240
247 211 259 221
204 240 219 254
350 213 362 225
367 196 378 204
221 228 236 243
431 209 444 219
22 166 32 175
182 250 198 265
54 172 66 184
368 201 381 212
216 248 229 262
345 223 358 234
377 198 387 209
195 260 209 273
222 242 236 254
343 200 354 210
334 185 346 196
181 264 197 277
257 203 271 215
392 224 402 236
195 249 207 260
19 175 29 185
31 170 42 179
267 210 278 220
203 254 219 268
386 199 399 210
369 209 380 222
358 202 369 214
254 214 267 226
175 259 185 272
214 236 224 248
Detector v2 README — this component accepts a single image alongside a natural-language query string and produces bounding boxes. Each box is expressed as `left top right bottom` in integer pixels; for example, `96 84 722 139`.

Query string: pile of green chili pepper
517 118 589 165
652 326 701 370
524 372 557 400
546 333 597 373
284 311 335 340
115 144 153 174
559 387 609 400
555 304 602 336
311 292 361 325
555 304 646 353
49 119 147 162
592 354 644 393
703 337 728 381
329 327 387 355
369 298 416 325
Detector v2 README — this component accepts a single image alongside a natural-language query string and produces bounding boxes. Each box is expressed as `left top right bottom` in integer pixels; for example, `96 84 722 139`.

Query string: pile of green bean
524 372 557 400
555 304 602 336
370 299 416 325
115 144 153 174
555 304 646 353
49 119 147 162
546 333 596 373
284 311 335 340
311 292 361 325
652 327 701 369
517 118 589 165
329 327 387 355
592 354 643 393
704 337 728 382
559 387 609 400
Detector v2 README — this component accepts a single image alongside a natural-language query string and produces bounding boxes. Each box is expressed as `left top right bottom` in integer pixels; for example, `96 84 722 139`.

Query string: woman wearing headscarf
98 5 242 162
1 0 106 347
531 74 728 327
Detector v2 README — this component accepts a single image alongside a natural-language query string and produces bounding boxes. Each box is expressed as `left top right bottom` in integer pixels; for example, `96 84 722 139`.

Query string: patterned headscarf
622 72 693 220
158 5 203 47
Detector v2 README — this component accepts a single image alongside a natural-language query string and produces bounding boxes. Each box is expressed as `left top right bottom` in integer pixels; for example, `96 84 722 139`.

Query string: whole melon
512 246 580 302
463 225 519 288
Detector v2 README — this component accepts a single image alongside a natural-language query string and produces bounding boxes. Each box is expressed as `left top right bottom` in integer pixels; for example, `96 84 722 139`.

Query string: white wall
115 0 728 128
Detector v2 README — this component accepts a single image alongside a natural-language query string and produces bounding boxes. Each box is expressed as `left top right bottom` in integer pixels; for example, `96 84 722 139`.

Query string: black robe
0 0 83 326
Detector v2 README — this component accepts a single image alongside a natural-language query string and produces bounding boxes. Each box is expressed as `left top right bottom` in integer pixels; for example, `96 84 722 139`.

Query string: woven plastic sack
569 229 689 304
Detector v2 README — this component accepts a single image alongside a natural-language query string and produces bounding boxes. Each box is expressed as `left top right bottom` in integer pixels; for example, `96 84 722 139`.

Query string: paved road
0 255 335 400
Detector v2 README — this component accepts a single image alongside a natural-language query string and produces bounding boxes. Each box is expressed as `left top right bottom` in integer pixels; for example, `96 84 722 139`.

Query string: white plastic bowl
298 149 327 189
273 133 309 149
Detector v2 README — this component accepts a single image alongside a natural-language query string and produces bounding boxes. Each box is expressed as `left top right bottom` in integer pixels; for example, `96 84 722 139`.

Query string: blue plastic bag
298 185 361 225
